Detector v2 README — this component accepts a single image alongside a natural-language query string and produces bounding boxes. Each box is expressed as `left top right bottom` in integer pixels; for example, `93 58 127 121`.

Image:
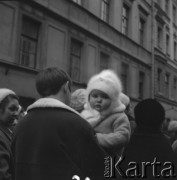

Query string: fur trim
119 93 130 107
27 98 82 117
81 108 101 127
0 88 16 103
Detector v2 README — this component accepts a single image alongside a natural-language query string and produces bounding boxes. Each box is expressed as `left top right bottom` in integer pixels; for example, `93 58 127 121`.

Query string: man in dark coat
0 89 19 180
12 67 106 180
118 99 177 180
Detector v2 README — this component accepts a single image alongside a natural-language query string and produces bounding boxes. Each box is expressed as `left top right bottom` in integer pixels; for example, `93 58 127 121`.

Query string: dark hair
134 99 165 129
0 94 19 112
36 67 72 97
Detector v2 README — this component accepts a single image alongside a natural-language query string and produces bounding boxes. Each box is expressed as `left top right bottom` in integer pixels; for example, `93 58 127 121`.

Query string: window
101 0 110 23
174 77 177 100
100 52 109 71
72 0 82 5
139 18 145 46
174 34 177 61
174 41 177 60
165 73 170 98
70 39 82 82
139 71 145 99
157 68 162 93
165 0 169 15
157 0 161 6
19 16 40 68
157 26 162 49
121 63 129 94
122 4 129 36
173 5 176 23
166 34 170 55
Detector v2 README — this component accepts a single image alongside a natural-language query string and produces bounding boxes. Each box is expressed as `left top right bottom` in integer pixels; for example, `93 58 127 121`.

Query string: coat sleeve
96 113 131 155
61 113 106 180
0 136 11 180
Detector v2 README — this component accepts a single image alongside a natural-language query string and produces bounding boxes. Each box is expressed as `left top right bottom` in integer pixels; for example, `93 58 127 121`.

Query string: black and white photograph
0 0 177 179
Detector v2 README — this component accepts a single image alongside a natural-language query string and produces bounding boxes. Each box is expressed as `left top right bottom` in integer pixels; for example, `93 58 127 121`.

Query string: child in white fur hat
81 70 131 156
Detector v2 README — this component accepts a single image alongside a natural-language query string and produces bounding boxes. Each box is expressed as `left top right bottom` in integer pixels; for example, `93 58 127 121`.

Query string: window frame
174 77 177 101
19 15 40 69
122 4 129 36
174 40 177 61
157 68 162 93
100 52 110 71
138 71 145 99
166 33 170 56
101 0 110 23
174 33 177 61
139 17 145 46
173 5 177 23
157 25 162 49
165 73 170 98
165 0 169 15
69 39 83 82
121 63 129 94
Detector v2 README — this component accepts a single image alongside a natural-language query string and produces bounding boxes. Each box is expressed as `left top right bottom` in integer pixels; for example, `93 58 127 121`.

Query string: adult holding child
12 67 105 180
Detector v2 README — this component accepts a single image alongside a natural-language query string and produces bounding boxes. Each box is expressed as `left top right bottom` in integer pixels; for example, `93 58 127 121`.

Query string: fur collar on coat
27 98 82 117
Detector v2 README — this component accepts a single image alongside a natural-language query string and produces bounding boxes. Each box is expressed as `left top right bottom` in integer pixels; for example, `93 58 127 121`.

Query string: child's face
89 90 111 112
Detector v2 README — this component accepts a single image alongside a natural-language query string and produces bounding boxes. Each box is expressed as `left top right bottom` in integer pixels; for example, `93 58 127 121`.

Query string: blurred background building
0 0 177 121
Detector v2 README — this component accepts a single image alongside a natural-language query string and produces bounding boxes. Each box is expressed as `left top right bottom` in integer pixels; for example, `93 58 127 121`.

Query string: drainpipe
151 0 155 98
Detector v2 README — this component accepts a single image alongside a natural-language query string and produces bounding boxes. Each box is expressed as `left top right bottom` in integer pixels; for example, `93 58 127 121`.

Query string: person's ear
64 81 70 93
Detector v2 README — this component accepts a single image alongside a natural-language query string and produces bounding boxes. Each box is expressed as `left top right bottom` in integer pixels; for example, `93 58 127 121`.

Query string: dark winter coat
118 127 177 180
0 125 14 180
12 98 106 180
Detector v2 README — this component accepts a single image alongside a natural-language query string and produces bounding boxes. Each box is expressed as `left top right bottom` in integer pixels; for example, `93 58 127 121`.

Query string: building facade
154 0 177 121
0 0 176 121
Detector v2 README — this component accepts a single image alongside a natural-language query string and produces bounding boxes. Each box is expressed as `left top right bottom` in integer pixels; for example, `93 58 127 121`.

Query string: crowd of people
0 67 177 180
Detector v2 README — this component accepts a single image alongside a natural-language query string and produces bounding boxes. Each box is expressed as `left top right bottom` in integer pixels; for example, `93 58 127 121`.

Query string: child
81 70 131 156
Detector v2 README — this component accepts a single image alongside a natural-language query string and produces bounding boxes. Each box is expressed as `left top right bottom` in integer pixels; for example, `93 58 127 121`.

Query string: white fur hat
87 69 122 100
120 93 130 107
86 70 125 116
0 88 16 103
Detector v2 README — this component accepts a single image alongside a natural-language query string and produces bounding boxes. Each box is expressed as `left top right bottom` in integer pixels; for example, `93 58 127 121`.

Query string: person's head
70 89 86 112
134 99 165 130
168 120 177 140
0 88 19 127
36 67 72 105
86 69 123 114
89 90 111 112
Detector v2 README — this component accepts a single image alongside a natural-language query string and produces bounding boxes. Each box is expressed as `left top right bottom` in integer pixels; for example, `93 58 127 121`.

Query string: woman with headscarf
0 88 19 180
